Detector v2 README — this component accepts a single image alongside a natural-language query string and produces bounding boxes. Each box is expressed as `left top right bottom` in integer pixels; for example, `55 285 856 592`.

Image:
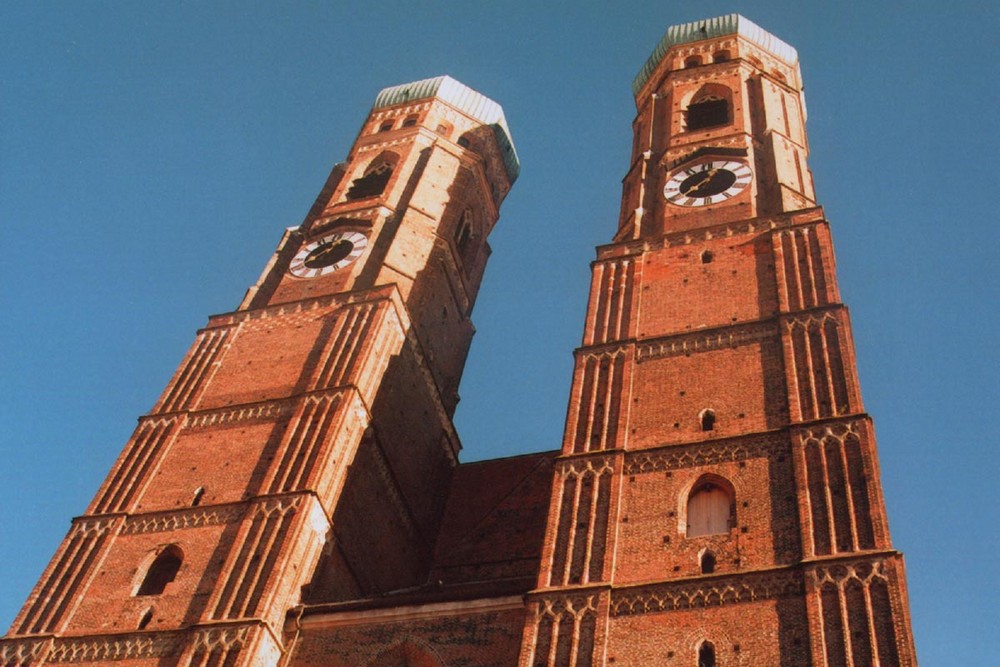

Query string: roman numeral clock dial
663 160 752 206
289 231 368 278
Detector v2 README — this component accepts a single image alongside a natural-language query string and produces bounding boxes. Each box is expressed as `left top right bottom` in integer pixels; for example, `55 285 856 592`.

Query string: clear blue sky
1 2 996 663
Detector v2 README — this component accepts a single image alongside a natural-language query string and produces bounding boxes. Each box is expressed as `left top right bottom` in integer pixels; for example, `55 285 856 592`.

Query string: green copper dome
373 75 520 183
633 14 799 95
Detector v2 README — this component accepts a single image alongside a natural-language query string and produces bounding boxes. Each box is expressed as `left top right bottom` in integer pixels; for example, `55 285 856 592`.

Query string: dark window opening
701 250 714 264
402 115 418 127
456 222 472 257
192 487 204 507
700 409 716 431
378 122 393 132
713 51 731 63
346 162 393 200
137 608 153 630
136 547 182 596
685 56 703 68
686 97 729 131
701 551 716 574
699 641 717 667
454 209 477 267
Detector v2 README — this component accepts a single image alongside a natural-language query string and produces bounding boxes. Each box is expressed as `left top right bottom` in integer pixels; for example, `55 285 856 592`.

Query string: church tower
4 14 917 667
517 15 917 667
1 76 519 666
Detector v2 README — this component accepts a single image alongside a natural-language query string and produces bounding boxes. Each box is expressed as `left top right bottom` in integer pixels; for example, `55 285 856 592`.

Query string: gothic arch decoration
134 544 183 596
346 151 400 200
571 348 629 453
798 420 879 558
549 457 614 586
813 559 902 667
683 83 733 131
683 474 736 538
784 311 852 420
368 640 444 667
530 595 598 667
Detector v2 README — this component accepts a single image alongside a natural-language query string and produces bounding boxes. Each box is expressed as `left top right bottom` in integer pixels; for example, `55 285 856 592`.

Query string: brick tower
3 14 917 667
515 15 917 667
1 76 520 666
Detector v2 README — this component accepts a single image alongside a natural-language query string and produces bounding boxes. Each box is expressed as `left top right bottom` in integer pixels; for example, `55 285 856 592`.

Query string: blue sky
1 2 997 662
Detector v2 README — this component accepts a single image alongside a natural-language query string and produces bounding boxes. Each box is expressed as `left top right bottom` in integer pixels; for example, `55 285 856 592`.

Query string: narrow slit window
698 641 717 667
137 608 153 630
191 486 205 507
701 551 716 574
700 409 716 431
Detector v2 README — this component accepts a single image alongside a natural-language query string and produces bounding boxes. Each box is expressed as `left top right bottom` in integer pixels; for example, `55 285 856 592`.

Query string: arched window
700 550 716 574
684 55 703 68
136 546 182 596
378 121 393 133
685 84 732 131
713 50 731 63
402 115 418 128
191 486 205 507
687 477 735 537
700 408 716 431
137 607 153 630
698 641 717 667
346 152 398 200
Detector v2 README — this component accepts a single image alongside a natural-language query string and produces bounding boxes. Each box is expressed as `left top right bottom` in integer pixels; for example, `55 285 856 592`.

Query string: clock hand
682 168 719 195
313 243 336 259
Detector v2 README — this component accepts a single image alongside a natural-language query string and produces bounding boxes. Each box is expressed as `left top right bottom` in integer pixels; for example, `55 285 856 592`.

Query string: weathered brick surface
290 607 527 667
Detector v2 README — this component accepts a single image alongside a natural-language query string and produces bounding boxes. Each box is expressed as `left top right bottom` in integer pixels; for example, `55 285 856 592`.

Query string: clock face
289 231 368 278
663 160 752 207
